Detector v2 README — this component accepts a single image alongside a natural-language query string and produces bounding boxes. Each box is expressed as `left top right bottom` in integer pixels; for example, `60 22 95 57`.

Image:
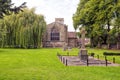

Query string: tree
73 0 120 48
0 8 46 48
73 0 89 31
113 0 120 49
0 0 26 46
0 0 26 18
73 0 102 47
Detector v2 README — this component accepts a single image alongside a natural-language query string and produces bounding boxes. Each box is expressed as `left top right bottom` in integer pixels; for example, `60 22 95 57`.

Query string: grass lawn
0 48 120 80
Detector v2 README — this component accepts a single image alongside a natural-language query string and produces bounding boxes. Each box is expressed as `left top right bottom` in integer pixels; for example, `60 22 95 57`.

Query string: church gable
43 18 68 47
47 22 66 31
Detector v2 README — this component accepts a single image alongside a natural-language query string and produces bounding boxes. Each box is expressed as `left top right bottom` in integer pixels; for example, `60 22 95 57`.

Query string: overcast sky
12 0 79 31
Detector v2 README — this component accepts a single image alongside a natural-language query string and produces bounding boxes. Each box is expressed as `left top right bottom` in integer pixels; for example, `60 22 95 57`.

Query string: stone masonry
42 18 89 48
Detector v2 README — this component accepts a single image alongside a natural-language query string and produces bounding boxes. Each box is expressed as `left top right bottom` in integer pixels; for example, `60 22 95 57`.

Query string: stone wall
68 38 77 47
42 18 68 47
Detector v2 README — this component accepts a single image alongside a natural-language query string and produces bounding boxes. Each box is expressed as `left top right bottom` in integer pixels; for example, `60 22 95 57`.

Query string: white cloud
12 0 79 31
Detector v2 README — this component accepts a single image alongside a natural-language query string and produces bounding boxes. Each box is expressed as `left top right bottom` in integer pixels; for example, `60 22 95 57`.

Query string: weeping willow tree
0 8 46 48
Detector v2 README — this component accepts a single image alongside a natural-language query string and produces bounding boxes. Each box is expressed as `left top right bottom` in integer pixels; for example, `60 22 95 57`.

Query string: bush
85 43 91 48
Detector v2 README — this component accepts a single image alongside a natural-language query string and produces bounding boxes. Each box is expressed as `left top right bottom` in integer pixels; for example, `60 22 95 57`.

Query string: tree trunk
107 20 110 32
106 20 110 48
117 33 120 49
97 42 101 48
117 42 120 49
90 37 94 48
107 43 110 49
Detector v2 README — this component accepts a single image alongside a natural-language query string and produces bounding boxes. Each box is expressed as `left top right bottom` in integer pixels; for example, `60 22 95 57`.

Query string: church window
51 28 60 41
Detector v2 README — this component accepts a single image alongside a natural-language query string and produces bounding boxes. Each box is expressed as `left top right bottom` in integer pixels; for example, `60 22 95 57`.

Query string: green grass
0 48 120 80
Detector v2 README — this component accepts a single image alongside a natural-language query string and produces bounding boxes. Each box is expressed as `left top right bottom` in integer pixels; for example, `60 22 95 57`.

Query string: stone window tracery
51 28 60 41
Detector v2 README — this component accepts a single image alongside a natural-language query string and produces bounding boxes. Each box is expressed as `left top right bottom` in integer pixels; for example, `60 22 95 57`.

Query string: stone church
42 18 77 47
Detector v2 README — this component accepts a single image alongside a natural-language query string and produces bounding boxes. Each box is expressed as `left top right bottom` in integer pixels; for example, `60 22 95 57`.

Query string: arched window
51 28 60 41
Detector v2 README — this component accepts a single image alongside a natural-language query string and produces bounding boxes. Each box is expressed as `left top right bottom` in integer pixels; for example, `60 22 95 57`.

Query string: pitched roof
47 22 67 27
47 18 68 29
68 32 77 38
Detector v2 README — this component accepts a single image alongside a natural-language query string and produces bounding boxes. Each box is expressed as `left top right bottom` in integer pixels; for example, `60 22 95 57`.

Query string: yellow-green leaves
0 8 46 48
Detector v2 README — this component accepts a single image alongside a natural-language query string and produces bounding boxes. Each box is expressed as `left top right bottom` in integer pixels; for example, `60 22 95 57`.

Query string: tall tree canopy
73 0 120 48
0 8 46 48
0 0 26 18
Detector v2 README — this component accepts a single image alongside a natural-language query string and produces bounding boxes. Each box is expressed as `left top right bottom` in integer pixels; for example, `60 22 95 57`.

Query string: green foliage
0 0 26 18
73 0 120 48
103 52 120 56
0 0 26 47
85 43 91 48
0 8 46 48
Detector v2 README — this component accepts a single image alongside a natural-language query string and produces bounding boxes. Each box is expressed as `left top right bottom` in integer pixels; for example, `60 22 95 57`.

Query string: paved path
58 56 120 66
